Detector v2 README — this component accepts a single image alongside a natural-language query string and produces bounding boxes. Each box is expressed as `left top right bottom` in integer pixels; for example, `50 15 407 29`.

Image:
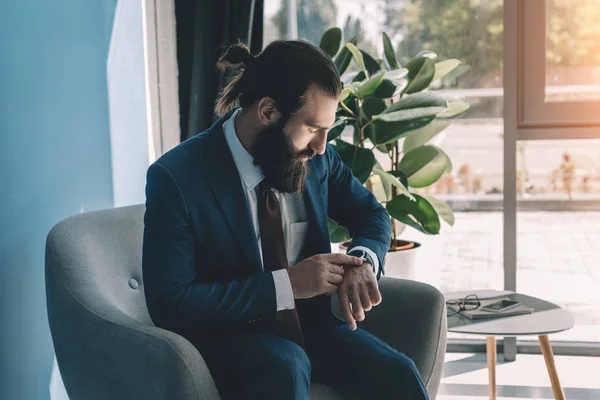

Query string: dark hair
215 40 342 118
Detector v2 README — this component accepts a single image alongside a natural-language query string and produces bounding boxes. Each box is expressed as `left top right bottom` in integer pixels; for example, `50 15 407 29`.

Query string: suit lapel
202 122 263 272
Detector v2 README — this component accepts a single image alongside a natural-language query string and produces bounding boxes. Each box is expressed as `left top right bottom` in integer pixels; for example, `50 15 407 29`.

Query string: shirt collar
223 108 264 191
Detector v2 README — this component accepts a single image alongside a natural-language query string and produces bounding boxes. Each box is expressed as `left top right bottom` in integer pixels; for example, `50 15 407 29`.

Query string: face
284 87 339 159
252 87 339 193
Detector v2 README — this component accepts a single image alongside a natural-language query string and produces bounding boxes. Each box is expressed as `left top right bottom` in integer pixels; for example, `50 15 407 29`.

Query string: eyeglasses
446 294 481 317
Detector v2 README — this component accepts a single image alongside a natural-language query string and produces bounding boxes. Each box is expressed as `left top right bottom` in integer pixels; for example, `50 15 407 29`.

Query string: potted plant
319 28 470 279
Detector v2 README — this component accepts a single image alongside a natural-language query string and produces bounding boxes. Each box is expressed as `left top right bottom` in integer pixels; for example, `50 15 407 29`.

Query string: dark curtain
175 0 264 141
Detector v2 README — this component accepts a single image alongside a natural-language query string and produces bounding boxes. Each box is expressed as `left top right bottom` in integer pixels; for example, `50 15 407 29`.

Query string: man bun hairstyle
215 40 342 118
216 42 256 70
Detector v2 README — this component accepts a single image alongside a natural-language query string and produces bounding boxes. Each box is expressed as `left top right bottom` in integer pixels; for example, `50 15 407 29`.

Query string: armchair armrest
46 253 221 400
49 297 221 400
332 277 447 399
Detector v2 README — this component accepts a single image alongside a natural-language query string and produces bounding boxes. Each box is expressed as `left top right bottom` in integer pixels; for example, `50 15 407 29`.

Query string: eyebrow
306 121 334 130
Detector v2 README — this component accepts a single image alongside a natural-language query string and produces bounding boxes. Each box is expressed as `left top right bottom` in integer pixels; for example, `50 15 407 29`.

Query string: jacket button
128 278 139 289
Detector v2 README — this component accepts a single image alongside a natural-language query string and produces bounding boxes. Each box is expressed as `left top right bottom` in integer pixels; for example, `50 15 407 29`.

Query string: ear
257 97 282 126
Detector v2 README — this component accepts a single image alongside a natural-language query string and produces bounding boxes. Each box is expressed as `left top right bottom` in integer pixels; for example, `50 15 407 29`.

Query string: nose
311 129 328 156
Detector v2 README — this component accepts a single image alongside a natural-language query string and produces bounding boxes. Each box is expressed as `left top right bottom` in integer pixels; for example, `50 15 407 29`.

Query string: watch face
351 249 365 257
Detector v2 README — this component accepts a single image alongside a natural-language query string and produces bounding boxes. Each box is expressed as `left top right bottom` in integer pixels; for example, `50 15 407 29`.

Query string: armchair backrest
46 204 153 333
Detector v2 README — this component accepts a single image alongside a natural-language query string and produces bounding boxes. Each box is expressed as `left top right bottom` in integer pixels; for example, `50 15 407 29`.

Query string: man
143 40 429 400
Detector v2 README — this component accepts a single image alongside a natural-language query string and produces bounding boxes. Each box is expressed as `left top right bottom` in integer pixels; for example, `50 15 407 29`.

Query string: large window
516 139 600 343
545 0 600 102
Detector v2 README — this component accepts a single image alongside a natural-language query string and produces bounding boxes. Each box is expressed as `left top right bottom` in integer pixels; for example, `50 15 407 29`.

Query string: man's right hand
287 253 364 299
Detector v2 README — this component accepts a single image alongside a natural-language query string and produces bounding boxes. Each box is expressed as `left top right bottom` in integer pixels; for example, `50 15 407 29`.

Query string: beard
251 118 315 193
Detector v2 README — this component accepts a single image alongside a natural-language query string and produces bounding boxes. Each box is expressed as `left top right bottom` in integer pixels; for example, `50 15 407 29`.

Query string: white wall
108 0 151 208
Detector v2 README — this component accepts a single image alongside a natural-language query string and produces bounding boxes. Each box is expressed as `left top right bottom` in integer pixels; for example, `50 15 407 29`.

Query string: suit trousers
195 315 430 400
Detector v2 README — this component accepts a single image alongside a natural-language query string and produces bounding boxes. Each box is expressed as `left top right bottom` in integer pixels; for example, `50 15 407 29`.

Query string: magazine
447 297 534 320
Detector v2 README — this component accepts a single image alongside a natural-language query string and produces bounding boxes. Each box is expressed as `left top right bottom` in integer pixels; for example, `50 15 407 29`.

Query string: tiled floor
438 352 600 400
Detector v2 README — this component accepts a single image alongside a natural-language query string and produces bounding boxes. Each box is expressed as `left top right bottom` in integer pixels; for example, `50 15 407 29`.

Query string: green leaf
422 195 455 227
372 165 414 200
374 93 448 131
375 107 446 123
403 120 451 153
372 117 435 145
385 68 409 82
416 50 437 59
334 138 352 151
352 125 361 143
362 98 387 119
376 143 393 153
443 64 471 81
327 217 351 243
371 162 391 201
334 37 358 75
327 119 348 142
354 70 386 98
361 50 382 75
338 144 376 183
433 59 462 81
444 161 452 174
391 213 430 234
403 57 435 94
437 99 470 118
399 145 451 188
319 28 342 58
363 123 374 142
352 71 366 83
346 42 368 77
383 92 448 114
372 79 397 98
341 95 359 116
382 32 399 69
388 170 409 188
340 87 354 101
387 193 440 234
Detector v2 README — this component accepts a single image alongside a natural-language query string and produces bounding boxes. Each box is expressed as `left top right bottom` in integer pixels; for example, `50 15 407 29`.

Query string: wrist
346 249 374 269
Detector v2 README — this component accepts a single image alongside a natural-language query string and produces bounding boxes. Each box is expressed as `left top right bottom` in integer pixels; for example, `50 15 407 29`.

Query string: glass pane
517 139 600 343
545 0 600 102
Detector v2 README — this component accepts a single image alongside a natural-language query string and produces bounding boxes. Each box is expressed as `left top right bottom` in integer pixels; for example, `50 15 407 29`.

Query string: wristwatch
347 249 374 268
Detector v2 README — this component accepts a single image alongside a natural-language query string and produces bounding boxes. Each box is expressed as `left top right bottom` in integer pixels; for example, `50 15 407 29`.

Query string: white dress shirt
223 109 379 311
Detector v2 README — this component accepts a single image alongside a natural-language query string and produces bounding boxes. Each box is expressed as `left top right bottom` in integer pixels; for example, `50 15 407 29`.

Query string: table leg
539 335 566 400
486 336 497 400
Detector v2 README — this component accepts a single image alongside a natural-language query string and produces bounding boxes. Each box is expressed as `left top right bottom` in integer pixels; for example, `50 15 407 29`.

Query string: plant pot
337 239 421 280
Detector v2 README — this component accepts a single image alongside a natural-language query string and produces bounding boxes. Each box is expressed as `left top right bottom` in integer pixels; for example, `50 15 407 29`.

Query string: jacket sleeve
326 145 392 279
142 162 277 336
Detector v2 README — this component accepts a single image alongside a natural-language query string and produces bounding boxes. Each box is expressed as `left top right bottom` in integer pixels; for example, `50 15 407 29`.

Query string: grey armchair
46 204 446 400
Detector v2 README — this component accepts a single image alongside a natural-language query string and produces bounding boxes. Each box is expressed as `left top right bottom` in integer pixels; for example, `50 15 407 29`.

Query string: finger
326 253 364 266
327 273 344 285
359 287 372 312
338 287 356 330
323 283 339 295
349 289 365 322
327 264 345 276
369 284 382 306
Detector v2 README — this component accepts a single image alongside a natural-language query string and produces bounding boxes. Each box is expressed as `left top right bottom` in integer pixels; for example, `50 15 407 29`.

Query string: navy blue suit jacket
142 114 392 339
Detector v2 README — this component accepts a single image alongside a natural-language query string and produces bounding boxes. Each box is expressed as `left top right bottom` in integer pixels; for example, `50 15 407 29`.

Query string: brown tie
258 179 305 349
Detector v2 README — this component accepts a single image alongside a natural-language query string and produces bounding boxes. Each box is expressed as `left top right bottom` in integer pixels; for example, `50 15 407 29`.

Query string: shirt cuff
272 269 295 311
348 245 379 276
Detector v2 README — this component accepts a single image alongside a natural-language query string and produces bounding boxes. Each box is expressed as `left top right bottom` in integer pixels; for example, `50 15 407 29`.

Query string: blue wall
0 1 117 398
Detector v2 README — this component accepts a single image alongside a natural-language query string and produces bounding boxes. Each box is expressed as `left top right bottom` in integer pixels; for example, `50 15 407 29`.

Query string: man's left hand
338 262 382 331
